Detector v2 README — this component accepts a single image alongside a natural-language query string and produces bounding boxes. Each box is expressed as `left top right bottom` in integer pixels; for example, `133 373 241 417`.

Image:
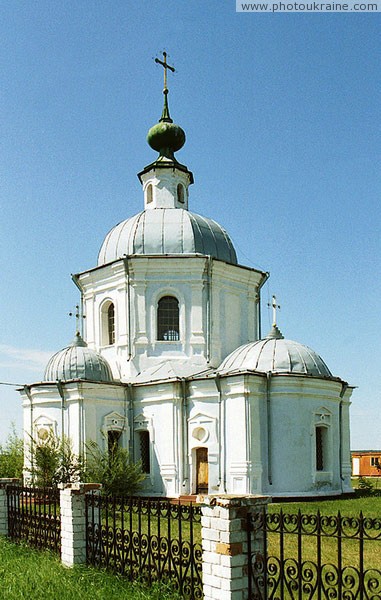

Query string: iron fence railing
86 494 203 600
248 508 381 600
7 484 61 554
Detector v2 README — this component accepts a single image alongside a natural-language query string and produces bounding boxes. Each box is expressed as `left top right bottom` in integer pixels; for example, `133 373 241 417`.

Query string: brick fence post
0 478 21 537
59 482 101 567
200 495 270 600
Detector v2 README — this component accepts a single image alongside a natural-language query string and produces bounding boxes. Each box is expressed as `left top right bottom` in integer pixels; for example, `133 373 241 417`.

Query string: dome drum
140 167 191 211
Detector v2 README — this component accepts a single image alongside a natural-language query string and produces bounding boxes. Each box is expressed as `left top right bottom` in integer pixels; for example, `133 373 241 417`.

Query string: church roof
43 332 114 383
98 208 237 266
131 359 214 384
218 325 333 378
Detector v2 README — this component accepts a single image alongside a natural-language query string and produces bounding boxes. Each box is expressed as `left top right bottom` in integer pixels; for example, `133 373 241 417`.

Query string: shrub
30 432 83 487
85 439 145 496
358 476 374 493
0 424 24 479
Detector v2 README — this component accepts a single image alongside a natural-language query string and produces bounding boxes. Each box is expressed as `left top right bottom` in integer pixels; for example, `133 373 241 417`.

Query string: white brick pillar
0 479 21 537
60 482 101 567
200 495 270 600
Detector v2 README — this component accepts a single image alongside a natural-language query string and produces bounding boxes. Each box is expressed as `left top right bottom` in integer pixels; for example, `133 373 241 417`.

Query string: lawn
270 491 381 517
0 537 180 600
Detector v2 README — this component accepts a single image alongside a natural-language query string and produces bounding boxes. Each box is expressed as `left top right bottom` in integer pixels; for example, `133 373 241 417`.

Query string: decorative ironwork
7 484 60 554
86 495 202 600
248 508 381 599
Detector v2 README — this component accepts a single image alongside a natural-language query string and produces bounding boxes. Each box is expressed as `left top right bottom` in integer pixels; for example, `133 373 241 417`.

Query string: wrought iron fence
248 508 381 600
86 494 202 600
7 484 61 554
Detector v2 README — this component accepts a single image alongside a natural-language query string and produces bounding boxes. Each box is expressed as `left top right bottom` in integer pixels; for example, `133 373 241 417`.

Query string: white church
20 60 353 498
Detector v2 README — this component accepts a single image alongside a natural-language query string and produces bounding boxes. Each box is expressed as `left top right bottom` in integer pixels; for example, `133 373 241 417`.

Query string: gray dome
98 208 237 266
218 325 332 378
44 333 114 383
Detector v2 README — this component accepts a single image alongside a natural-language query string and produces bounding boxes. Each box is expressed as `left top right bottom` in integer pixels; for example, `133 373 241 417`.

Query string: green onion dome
147 120 186 158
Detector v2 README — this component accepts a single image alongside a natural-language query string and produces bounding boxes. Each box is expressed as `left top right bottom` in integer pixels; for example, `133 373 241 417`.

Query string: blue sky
0 1 379 449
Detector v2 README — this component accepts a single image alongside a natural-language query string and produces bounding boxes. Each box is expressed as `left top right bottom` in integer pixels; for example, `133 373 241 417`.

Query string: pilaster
200 495 270 600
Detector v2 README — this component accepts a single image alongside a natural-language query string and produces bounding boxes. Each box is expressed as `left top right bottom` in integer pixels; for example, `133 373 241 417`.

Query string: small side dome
218 325 332 378
44 332 114 383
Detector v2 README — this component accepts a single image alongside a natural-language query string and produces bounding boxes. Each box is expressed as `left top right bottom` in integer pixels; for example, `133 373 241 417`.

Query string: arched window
101 301 115 346
177 183 185 204
157 296 179 341
107 303 115 345
146 183 153 204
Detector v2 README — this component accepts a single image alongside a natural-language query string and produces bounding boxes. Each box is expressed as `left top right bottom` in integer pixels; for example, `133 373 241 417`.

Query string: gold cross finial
155 51 175 92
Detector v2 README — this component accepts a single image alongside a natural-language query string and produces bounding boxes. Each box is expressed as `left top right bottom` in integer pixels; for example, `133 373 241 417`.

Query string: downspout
244 374 251 492
123 385 128 451
266 372 272 485
215 373 224 492
180 378 189 490
206 257 212 364
339 382 348 491
123 257 133 360
56 380 65 440
127 383 134 460
257 272 270 340
24 385 33 483
71 275 85 336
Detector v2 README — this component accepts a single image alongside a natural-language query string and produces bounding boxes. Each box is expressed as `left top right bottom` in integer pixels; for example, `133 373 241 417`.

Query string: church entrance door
196 447 208 494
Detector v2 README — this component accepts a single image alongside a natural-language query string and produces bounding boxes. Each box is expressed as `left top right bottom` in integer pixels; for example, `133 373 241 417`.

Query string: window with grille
371 457 380 467
138 431 150 473
316 426 325 471
108 303 115 345
157 296 179 341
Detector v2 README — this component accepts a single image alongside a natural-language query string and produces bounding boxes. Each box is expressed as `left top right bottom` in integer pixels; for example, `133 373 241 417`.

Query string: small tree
0 424 24 479
30 432 83 487
85 438 144 496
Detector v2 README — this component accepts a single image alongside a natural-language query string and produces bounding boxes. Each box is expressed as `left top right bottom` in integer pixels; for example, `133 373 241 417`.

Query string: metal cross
155 51 175 91
69 304 86 334
268 295 281 326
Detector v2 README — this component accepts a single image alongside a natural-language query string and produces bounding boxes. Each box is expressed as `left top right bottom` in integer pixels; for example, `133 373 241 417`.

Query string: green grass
0 538 181 600
267 494 381 573
270 492 381 517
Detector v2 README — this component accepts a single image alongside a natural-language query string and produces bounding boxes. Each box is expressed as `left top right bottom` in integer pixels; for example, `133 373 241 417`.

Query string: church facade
20 77 353 498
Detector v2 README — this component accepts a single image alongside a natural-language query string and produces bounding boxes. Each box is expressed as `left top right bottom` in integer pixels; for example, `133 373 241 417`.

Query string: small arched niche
177 183 185 204
146 183 153 204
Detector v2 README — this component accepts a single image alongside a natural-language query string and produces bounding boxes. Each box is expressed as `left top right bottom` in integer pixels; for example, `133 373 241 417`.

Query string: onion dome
44 332 114 383
147 105 186 162
218 325 332 377
98 208 237 265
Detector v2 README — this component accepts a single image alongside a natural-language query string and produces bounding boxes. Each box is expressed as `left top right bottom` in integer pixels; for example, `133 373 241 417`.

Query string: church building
20 58 353 498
